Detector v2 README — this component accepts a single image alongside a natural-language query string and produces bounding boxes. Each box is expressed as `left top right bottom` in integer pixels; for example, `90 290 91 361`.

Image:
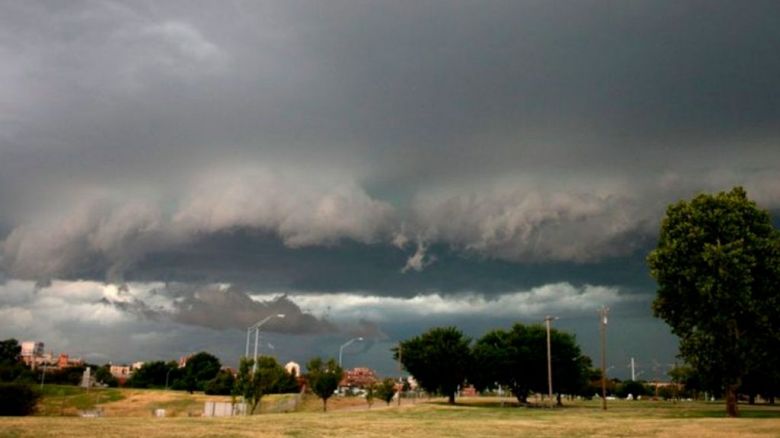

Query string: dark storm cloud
162 284 335 333
1 0 780 293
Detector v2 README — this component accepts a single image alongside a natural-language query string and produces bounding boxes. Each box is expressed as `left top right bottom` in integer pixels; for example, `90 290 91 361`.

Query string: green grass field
1 388 779 437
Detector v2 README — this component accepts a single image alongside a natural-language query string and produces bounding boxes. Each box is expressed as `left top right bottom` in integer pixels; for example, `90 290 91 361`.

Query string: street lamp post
248 314 285 374
338 337 364 368
40 364 48 390
600 306 610 411
544 315 557 408
245 327 252 359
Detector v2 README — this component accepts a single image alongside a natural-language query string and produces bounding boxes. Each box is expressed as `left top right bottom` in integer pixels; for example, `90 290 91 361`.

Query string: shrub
0 383 41 416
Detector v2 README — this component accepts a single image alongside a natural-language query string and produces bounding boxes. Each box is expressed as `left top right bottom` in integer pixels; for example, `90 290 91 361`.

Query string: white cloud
260 282 644 322
401 240 436 273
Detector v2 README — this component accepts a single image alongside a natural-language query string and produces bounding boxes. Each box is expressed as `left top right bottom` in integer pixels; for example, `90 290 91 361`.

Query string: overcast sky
2 0 779 378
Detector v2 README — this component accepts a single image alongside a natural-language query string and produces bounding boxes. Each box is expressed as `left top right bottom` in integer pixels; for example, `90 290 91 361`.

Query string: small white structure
20 341 44 357
203 402 246 417
80 367 93 388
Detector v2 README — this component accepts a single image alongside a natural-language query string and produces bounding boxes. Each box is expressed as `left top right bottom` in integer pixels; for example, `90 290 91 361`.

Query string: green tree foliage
305 357 343 412
0 339 33 383
95 365 119 387
374 378 398 406
0 383 41 416
234 356 299 414
205 369 235 395
173 352 221 393
128 360 180 389
615 380 650 399
740 353 780 405
39 364 86 386
648 187 780 417
471 323 590 405
396 327 471 404
0 339 21 364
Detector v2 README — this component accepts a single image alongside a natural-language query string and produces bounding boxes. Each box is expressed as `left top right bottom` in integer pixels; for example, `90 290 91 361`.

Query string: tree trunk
556 393 563 406
323 398 328 412
725 384 739 417
448 392 455 404
748 394 755 405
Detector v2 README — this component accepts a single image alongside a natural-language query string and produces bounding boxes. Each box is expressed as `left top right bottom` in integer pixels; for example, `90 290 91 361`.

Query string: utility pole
544 315 555 408
599 306 609 411
397 342 402 407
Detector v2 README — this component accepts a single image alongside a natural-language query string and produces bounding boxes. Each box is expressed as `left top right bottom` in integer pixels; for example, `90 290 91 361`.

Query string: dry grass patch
4 395 778 437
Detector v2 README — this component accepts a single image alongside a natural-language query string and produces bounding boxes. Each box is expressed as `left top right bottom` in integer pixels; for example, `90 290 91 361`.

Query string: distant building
460 385 477 397
56 353 84 369
110 364 133 383
178 354 193 368
20 341 44 367
285 361 301 377
340 367 378 389
20 340 83 370
20 341 44 358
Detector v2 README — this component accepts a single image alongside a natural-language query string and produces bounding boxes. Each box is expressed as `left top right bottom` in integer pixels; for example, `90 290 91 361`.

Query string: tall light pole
245 327 253 359
544 315 557 408
338 337 364 368
599 306 610 411
165 367 174 391
249 314 285 374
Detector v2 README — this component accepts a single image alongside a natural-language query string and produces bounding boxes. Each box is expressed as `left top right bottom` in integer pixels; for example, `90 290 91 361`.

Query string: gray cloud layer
2 1 779 291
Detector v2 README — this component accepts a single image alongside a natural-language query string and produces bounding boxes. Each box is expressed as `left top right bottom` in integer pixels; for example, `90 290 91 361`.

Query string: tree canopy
471 323 590 404
648 187 780 417
0 339 21 365
305 357 343 412
396 326 471 404
173 352 221 393
127 360 180 389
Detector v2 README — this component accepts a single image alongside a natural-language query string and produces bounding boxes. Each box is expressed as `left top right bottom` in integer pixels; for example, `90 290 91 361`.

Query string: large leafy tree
305 357 343 412
648 187 780 417
471 323 589 405
173 352 221 393
395 327 471 404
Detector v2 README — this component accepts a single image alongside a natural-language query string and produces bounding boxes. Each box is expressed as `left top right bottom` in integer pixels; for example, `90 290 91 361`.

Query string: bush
0 383 41 415
205 370 235 395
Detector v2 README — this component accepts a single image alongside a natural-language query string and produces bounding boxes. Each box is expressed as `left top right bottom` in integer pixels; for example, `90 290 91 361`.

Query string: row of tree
396 324 593 405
